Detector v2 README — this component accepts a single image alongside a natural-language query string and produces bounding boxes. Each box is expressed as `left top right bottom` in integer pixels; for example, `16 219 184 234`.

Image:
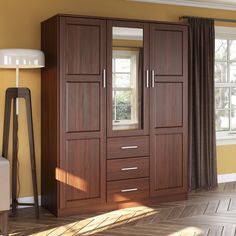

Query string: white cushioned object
0 157 10 211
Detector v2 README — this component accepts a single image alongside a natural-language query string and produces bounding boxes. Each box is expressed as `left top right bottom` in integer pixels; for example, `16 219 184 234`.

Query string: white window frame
215 26 236 145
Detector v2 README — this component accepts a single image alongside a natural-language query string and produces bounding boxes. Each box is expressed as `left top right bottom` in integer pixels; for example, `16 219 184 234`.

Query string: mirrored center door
107 21 149 137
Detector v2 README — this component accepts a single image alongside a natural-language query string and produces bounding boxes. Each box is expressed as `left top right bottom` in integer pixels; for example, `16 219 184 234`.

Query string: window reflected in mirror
112 27 143 131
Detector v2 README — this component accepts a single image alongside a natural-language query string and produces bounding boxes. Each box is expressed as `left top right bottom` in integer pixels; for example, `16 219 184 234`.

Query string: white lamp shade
0 49 45 68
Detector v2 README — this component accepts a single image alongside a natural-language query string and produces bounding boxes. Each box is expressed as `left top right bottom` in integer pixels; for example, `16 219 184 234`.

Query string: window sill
217 135 236 146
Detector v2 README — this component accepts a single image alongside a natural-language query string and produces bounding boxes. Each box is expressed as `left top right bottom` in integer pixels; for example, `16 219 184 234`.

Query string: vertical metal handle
151 70 155 88
103 69 106 88
146 70 149 88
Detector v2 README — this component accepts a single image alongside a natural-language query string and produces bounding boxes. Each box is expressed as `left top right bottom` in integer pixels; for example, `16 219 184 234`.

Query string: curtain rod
180 16 236 23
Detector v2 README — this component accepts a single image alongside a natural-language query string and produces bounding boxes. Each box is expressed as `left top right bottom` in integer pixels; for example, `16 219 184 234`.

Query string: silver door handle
121 167 138 171
121 146 138 150
151 70 155 88
103 69 106 88
121 188 138 193
146 70 149 88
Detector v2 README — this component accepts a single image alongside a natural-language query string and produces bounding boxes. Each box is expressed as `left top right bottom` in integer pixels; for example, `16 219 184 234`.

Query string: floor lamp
0 49 45 218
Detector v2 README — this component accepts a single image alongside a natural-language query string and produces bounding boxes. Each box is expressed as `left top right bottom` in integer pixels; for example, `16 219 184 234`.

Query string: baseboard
218 173 236 183
12 196 41 208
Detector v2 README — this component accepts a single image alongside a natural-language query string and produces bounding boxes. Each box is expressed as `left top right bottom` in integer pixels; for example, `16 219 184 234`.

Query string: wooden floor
5 182 236 236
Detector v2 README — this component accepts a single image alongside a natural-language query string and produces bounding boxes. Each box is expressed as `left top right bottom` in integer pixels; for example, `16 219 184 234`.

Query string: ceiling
129 0 236 10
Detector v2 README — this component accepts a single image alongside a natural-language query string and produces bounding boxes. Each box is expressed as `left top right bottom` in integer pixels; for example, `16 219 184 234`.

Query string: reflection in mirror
112 27 143 131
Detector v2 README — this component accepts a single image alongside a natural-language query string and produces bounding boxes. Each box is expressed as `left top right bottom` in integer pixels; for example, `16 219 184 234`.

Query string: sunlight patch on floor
18 206 158 235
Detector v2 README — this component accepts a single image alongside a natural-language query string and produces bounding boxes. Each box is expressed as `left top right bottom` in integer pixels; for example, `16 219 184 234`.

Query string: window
112 49 140 130
215 27 236 143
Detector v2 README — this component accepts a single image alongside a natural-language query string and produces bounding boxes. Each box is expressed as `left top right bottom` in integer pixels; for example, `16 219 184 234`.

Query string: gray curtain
188 17 218 190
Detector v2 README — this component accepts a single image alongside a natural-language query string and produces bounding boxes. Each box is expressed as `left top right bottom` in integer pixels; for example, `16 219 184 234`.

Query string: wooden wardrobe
41 14 188 217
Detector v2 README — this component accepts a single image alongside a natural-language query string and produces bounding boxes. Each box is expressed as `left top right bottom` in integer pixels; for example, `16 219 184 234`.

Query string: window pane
215 39 227 60
231 88 236 109
116 105 132 120
231 109 236 131
230 63 236 82
230 40 236 60
113 73 131 88
215 88 229 109
113 105 132 121
215 62 227 82
115 91 131 106
113 91 132 122
216 110 230 131
114 58 131 73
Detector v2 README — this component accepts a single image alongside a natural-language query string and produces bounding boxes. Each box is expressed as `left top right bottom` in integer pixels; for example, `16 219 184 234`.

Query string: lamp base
2 88 39 218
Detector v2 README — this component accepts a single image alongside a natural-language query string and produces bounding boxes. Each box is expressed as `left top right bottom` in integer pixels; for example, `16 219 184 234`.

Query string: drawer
107 136 149 159
107 157 149 181
107 178 149 203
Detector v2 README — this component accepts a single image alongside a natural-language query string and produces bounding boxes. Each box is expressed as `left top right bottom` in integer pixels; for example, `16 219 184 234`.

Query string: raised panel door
150 24 188 197
60 17 106 208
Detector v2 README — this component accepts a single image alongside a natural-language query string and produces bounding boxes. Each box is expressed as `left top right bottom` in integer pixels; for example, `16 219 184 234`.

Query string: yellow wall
1 0 236 198
217 145 236 174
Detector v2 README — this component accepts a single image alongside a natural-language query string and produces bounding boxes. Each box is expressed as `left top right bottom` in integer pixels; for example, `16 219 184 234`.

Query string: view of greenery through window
215 39 236 133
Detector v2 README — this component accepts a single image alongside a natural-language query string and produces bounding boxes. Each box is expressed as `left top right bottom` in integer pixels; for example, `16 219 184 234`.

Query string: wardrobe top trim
42 14 189 27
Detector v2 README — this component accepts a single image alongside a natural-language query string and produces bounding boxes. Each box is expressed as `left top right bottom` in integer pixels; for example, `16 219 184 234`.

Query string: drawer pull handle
121 188 138 193
121 167 138 171
121 145 138 150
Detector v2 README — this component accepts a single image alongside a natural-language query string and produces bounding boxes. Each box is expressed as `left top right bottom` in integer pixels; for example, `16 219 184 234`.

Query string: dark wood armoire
41 14 188 217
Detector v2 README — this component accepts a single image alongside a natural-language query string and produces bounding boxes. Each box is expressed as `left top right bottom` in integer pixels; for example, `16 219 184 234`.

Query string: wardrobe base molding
50 193 187 217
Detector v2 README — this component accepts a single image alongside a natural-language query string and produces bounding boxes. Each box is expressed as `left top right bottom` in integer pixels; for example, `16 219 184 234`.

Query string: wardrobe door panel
66 82 100 132
153 134 183 191
60 17 106 209
66 24 100 75
150 24 188 198
66 139 100 201
151 28 183 76
154 83 183 128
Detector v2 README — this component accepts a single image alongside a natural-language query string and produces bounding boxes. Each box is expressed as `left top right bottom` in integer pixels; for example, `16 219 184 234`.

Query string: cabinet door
107 20 150 137
59 17 106 208
150 24 188 197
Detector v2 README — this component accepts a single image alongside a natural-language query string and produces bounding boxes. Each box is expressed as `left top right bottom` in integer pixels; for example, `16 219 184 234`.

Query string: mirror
112 27 144 131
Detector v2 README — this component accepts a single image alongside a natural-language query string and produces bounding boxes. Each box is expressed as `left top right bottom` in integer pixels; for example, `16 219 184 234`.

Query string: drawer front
107 157 149 181
107 178 149 203
107 136 149 159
